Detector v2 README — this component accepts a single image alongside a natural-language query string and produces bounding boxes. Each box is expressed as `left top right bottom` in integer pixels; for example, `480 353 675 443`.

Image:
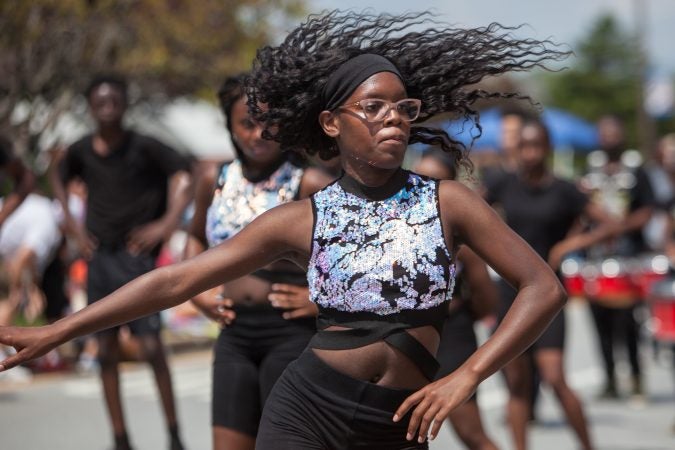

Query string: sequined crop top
206 159 306 285
307 169 456 380
206 159 303 246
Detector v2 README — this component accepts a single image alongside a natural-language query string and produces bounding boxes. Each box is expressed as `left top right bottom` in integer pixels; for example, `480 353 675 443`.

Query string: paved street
1 300 674 449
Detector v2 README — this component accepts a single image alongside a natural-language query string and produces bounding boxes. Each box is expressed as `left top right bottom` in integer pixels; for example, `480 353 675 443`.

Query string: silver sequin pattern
206 159 303 247
308 173 455 315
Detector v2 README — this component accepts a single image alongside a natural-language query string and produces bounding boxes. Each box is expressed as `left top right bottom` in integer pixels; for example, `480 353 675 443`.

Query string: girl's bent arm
395 180 566 442
441 180 566 382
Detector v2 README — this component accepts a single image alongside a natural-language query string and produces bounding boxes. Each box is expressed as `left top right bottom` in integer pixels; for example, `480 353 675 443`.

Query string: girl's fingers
282 308 308 319
405 397 431 440
429 405 453 441
393 390 425 422
268 293 293 303
416 403 442 443
0 349 26 372
271 283 302 294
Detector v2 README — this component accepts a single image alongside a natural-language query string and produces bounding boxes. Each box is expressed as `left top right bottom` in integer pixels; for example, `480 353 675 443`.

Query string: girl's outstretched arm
0 199 313 371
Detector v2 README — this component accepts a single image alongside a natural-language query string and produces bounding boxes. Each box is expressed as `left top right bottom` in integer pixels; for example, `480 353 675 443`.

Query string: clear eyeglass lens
360 99 420 122
397 100 420 121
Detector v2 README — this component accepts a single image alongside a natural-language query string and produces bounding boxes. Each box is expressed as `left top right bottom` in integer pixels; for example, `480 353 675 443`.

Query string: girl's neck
342 160 400 188
241 156 285 182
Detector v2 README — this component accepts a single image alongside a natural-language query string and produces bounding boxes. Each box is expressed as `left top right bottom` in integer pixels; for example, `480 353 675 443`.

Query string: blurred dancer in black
185 74 331 450
486 120 608 450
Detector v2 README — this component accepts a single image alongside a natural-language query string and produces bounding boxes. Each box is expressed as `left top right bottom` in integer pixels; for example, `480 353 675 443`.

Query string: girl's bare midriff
313 325 441 390
222 260 302 305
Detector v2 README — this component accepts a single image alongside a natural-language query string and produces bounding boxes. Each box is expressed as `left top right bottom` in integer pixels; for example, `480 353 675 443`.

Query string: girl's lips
378 133 407 144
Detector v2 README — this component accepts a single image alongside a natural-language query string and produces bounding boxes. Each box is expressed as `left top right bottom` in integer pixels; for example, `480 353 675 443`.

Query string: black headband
321 54 403 111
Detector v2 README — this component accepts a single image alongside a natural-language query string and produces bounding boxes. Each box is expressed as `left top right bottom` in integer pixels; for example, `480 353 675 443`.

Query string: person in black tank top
184 74 332 450
50 75 192 450
486 120 618 450
1 11 568 450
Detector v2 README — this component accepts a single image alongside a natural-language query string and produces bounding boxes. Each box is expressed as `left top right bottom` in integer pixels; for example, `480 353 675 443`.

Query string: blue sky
310 0 675 75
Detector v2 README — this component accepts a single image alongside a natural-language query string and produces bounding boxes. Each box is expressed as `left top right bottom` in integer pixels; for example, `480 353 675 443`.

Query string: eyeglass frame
334 97 422 123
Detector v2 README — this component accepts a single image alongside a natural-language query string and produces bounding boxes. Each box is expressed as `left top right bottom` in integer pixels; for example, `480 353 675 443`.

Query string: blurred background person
0 135 36 232
644 134 675 252
415 149 500 450
485 119 616 450
184 74 332 450
581 115 655 401
49 74 193 450
0 191 62 382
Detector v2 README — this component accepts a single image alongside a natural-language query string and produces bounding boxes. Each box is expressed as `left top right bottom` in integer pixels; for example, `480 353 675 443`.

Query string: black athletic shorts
496 279 565 350
434 306 479 402
212 303 314 437
41 254 69 321
87 248 161 336
256 349 428 450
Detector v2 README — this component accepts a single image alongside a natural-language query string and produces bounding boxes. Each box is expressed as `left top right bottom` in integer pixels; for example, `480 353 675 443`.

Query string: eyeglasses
336 98 422 123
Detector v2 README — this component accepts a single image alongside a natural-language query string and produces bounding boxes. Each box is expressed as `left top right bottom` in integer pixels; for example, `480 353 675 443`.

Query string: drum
631 254 669 298
582 257 640 307
560 258 585 298
647 278 675 342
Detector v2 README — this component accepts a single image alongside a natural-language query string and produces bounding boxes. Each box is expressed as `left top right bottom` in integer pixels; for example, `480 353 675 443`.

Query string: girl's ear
318 110 340 138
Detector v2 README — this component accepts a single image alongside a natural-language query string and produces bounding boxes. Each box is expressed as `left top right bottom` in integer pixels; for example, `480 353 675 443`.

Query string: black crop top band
251 268 308 286
309 303 448 380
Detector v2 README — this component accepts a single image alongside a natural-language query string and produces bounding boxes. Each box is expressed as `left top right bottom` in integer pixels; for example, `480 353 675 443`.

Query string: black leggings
256 349 427 450
589 302 641 380
212 303 314 437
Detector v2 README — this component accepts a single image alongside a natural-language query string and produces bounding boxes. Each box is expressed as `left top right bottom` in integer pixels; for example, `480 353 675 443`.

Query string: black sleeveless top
307 169 456 379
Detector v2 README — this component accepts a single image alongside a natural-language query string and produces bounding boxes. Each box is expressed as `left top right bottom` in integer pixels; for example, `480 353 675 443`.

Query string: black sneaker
170 436 185 450
597 383 620 400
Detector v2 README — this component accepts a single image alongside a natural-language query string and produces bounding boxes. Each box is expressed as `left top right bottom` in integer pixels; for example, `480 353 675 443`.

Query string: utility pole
634 0 656 154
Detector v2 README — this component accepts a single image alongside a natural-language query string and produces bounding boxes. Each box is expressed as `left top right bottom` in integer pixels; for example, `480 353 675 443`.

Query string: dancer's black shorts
41 253 68 321
256 349 428 450
435 308 477 378
212 303 314 437
87 248 161 336
497 279 565 350
434 307 479 402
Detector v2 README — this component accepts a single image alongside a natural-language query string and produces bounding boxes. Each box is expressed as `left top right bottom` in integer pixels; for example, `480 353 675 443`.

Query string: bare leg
213 426 256 450
502 353 532 450
137 334 183 449
589 303 618 397
535 349 593 450
448 399 499 450
97 332 132 449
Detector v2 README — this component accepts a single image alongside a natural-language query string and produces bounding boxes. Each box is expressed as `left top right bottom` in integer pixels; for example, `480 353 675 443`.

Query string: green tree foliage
0 0 305 154
546 14 641 144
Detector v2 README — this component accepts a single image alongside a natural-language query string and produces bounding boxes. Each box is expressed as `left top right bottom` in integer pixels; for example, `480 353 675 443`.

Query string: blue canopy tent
438 107 599 153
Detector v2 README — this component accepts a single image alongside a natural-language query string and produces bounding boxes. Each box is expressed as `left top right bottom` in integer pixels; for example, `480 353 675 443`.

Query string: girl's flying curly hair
246 10 568 168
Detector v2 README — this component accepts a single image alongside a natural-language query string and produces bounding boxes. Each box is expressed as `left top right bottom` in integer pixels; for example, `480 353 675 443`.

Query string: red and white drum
647 278 675 342
582 258 640 307
631 254 669 298
560 258 586 298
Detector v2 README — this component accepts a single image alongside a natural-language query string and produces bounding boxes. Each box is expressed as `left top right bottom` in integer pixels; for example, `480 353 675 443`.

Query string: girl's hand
0 325 57 372
393 367 479 443
191 291 236 327
268 284 318 319
127 220 170 256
